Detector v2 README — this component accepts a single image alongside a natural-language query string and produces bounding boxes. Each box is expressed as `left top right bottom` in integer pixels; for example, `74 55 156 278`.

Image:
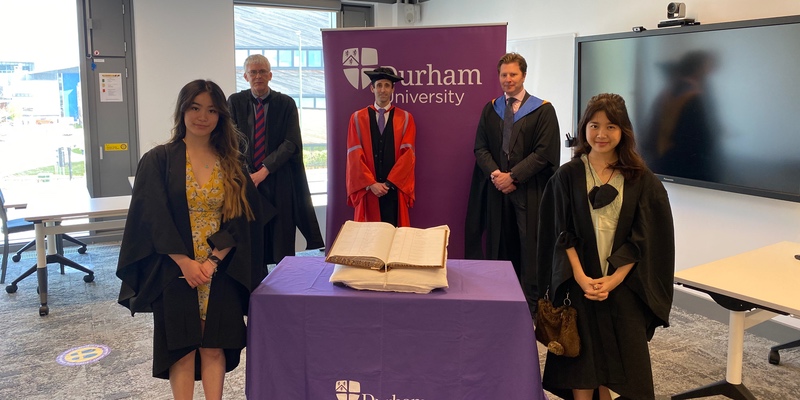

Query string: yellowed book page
386 225 449 269
325 221 397 269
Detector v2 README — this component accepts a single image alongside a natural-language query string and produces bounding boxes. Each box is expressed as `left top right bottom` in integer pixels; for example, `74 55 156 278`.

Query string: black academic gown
228 89 324 264
116 141 267 379
536 158 675 400
465 93 560 310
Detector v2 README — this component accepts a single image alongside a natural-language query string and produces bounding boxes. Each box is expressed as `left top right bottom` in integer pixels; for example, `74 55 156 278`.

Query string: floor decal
56 344 110 366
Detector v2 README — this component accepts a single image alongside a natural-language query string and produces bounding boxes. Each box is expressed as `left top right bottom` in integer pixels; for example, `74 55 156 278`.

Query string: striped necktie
253 98 266 169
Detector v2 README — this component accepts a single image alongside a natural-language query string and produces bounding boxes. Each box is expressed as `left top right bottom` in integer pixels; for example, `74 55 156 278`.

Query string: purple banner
323 24 507 258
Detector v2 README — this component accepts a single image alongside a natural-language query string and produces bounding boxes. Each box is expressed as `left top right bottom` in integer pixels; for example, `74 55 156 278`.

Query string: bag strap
563 291 572 307
544 285 573 307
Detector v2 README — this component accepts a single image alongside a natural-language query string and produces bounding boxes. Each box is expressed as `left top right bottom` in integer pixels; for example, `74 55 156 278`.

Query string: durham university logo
336 380 361 400
342 48 378 89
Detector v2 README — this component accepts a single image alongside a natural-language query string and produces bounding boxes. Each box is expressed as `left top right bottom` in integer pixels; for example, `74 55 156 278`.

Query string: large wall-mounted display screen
576 16 800 202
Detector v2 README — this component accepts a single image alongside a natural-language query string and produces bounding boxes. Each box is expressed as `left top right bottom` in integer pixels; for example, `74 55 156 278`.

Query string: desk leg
727 310 745 384
671 310 755 400
35 222 49 316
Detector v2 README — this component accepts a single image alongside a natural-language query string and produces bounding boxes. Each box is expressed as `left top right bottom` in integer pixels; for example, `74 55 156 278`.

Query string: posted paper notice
99 73 123 102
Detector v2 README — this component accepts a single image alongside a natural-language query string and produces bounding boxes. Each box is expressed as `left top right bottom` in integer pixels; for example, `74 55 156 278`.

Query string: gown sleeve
116 146 189 314
386 110 416 206
610 172 675 335
537 164 582 299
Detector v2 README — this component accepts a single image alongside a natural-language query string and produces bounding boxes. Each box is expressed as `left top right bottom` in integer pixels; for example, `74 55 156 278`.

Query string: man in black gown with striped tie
227 54 324 266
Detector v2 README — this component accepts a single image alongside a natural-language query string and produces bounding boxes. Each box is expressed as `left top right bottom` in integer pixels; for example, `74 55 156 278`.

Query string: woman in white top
537 93 675 400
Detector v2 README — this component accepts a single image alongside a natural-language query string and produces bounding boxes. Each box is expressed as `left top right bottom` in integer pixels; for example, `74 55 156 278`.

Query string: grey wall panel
79 0 138 198
88 0 126 57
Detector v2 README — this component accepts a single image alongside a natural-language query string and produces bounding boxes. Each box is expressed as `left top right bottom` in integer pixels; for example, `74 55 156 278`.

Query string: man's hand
490 170 516 194
368 183 390 197
250 166 269 186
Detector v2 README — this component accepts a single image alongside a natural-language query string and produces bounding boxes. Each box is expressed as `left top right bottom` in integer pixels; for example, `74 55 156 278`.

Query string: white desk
3 199 26 210
2 189 27 210
673 241 800 400
14 195 130 316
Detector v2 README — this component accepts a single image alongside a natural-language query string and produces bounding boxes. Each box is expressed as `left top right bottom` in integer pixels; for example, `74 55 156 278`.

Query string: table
246 257 546 400
672 241 800 400
2 198 26 210
18 195 130 316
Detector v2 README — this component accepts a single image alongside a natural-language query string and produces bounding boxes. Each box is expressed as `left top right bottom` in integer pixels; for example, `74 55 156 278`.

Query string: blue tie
378 108 386 134
502 97 516 155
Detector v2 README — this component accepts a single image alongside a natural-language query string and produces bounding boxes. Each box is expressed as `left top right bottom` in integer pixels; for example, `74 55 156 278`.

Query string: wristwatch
208 254 222 265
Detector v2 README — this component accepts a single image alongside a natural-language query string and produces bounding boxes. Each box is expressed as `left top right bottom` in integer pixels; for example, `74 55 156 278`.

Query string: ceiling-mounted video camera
658 2 695 27
667 2 686 19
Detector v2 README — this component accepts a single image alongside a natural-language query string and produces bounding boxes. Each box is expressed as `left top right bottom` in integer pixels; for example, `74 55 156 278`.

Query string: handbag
535 289 580 357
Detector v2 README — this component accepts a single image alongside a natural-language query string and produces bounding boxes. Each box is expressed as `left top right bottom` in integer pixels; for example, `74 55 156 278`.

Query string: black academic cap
364 67 403 83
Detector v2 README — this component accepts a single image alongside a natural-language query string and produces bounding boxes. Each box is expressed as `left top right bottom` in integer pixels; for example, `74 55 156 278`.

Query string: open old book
325 220 449 270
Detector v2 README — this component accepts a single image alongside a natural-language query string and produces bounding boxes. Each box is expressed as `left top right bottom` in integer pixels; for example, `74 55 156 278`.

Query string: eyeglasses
247 69 270 77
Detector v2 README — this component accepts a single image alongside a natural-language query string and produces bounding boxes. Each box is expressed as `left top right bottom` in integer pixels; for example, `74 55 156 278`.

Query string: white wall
133 0 236 153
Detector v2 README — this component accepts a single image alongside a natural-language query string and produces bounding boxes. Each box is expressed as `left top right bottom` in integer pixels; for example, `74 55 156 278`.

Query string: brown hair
169 79 254 221
573 93 646 180
497 52 528 74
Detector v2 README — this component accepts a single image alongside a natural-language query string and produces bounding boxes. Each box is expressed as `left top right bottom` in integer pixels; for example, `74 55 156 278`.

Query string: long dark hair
169 79 254 221
573 93 646 180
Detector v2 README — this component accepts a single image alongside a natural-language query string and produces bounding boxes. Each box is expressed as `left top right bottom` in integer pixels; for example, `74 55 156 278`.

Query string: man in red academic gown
346 67 417 226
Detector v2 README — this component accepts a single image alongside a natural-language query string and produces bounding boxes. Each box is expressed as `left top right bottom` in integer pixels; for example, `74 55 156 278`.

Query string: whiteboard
508 33 576 165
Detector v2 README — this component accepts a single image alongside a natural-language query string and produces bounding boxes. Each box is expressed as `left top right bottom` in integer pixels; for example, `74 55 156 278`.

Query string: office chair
1 188 95 294
0 188 36 284
11 231 87 262
769 339 800 365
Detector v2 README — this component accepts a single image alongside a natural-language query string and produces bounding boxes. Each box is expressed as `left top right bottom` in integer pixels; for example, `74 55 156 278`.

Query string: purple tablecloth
246 257 547 400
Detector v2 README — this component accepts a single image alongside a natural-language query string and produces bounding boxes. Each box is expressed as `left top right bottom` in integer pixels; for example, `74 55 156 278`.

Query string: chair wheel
83 274 95 283
78 247 87 254
769 349 781 365
5 284 17 294
39 305 49 316
12 254 21 262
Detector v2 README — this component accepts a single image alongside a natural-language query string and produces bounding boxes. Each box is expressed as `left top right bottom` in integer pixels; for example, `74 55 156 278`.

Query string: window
307 50 323 68
0 1 85 199
234 5 335 201
277 50 293 67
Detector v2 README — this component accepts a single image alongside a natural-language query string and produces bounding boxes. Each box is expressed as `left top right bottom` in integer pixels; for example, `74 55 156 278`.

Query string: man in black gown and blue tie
465 52 561 315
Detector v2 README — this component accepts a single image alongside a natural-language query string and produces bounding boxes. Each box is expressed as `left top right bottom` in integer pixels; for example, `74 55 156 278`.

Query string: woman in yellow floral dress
186 156 223 322
117 80 266 400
